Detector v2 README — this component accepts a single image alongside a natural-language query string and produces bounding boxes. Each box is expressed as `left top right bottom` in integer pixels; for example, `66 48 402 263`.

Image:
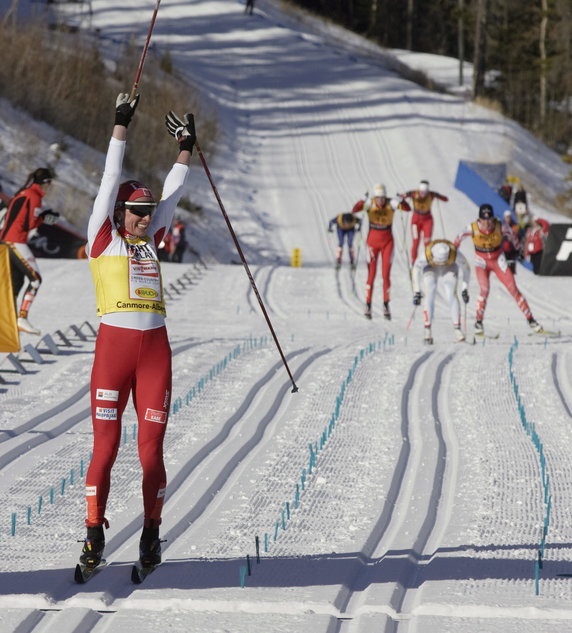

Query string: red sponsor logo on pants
145 408 167 424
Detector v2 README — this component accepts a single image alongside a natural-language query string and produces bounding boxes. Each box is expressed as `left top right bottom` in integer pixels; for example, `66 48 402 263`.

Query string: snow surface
1 1 572 632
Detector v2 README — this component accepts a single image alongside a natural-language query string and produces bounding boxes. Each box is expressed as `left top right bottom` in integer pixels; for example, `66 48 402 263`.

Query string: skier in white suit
412 239 470 344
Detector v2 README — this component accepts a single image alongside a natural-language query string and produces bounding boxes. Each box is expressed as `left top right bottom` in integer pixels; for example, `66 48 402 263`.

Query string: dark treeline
289 0 572 154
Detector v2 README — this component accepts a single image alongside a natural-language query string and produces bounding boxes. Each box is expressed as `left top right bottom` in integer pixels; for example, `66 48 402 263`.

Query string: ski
74 560 108 584
528 328 560 338
131 561 160 584
474 331 500 340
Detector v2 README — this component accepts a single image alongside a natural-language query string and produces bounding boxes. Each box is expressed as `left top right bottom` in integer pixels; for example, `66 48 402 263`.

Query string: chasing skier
454 203 543 336
352 184 410 320
78 91 195 581
411 239 470 344
328 212 361 269
401 179 448 264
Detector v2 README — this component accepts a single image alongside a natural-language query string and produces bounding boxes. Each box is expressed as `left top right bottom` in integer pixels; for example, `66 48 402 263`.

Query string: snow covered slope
1 1 572 632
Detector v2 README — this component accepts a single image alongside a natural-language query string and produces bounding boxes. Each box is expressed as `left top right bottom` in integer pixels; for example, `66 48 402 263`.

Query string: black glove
413 292 422 306
40 209 59 225
363 191 369 200
328 226 333 233
165 111 196 153
115 93 140 127
461 289 469 304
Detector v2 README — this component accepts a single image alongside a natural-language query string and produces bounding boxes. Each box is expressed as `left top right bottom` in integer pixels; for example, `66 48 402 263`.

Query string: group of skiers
330 179 545 342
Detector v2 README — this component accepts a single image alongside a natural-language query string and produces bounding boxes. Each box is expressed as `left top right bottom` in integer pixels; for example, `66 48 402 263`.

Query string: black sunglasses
124 202 157 217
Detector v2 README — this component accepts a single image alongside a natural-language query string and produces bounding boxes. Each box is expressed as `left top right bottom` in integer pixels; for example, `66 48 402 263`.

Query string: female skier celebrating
78 92 195 577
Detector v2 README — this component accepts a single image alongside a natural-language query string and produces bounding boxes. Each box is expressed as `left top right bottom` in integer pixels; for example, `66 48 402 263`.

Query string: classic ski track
550 351 572 419
319 94 379 316
0 338 209 476
286 109 361 320
248 264 287 320
17 346 328 626
327 351 457 633
286 93 373 318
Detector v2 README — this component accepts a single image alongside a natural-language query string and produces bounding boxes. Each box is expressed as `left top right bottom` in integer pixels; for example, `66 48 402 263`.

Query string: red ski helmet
115 180 155 210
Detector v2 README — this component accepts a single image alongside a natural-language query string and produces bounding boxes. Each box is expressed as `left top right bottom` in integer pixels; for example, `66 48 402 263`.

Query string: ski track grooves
15 346 328 630
287 101 364 317
0 339 203 473
551 351 572 418
96 347 316 568
329 351 456 633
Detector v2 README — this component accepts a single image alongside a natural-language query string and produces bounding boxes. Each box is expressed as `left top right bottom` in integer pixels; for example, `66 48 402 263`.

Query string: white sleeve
457 251 471 289
149 162 189 236
87 137 125 245
412 259 425 294
455 223 472 246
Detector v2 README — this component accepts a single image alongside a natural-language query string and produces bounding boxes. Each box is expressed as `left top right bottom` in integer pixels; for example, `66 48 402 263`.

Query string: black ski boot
383 301 391 320
364 302 372 319
79 525 105 568
139 526 162 568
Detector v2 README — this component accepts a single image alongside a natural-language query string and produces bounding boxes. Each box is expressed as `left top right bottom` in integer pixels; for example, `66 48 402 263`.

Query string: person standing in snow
401 179 448 264
245 0 255 14
171 218 187 263
454 203 542 335
411 239 470 344
79 92 195 573
501 209 520 275
523 216 550 274
0 168 59 335
352 184 410 320
513 184 528 215
328 212 361 270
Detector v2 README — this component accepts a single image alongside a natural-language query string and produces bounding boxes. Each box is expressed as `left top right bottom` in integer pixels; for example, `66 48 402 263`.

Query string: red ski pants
366 230 394 304
410 212 433 264
86 323 172 528
475 254 532 322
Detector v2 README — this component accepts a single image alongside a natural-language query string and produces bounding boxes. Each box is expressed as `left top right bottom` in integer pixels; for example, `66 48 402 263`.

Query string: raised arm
87 93 139 248
454 224 472 249
149 111 197 239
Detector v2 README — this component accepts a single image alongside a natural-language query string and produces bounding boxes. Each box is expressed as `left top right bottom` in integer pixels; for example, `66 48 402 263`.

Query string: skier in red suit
454 203 542 336
402 180 448 264
77 91 195 576
352 184 410 320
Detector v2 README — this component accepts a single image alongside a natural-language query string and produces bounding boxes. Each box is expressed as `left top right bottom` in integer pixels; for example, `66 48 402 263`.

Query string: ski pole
194 139 299 393
129 0 162 100
398 208 413 291
352 229 362 278
405 304 417 330
435 198 446 238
